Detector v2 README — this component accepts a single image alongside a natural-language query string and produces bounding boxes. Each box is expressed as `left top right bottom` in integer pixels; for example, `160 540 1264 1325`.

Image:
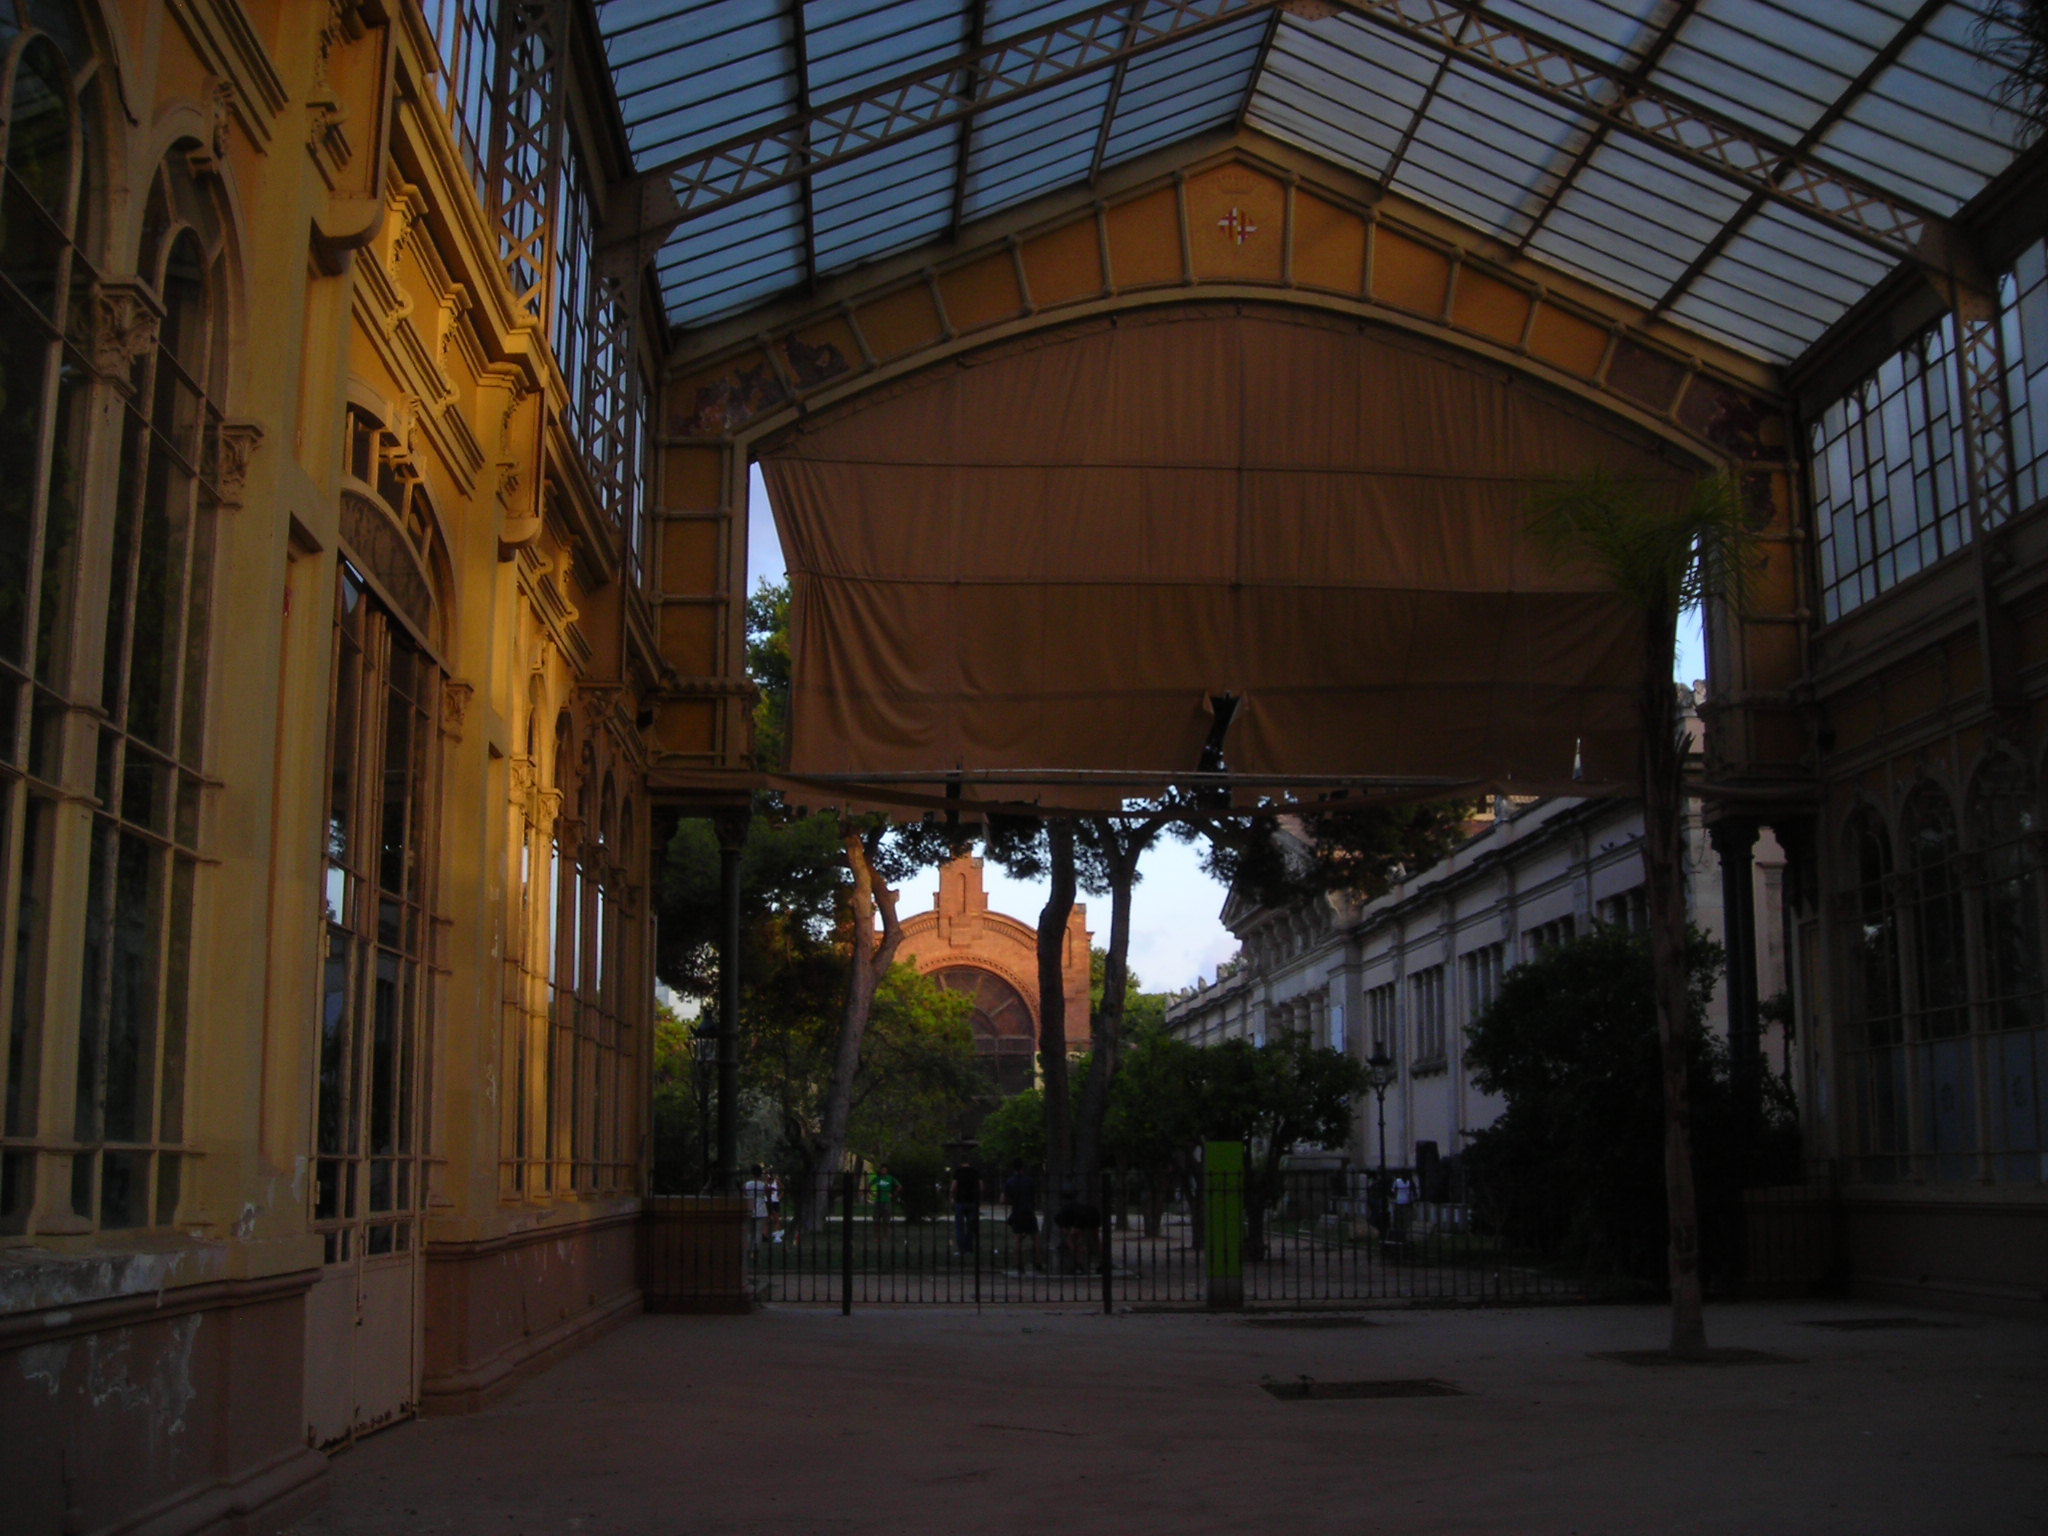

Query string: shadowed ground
282 1300 2047 1535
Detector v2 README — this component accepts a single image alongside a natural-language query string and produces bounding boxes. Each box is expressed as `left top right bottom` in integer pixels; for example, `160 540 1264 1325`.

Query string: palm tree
1526 468 1754 1359
1978 0 2048 145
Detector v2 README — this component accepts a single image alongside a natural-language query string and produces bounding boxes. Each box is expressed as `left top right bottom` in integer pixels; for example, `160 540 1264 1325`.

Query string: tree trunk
812 829 903 1231
1036 821 1077 1263
1073 816 1162 1188
1641 635 1709 1357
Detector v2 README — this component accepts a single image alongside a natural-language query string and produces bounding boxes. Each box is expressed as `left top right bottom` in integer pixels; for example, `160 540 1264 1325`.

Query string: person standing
1002 1160 1041 1273
743 1165 769 1246
1392 1173 1415 1241
951 1161 982 1256
871 1164 900 1235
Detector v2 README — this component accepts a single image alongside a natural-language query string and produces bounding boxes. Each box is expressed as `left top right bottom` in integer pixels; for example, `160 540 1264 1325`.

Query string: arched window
1969 759 2044 1180
0 1 102 1234
1 11 238 1235
1840 809 1905 1176
1901 784 1973 1178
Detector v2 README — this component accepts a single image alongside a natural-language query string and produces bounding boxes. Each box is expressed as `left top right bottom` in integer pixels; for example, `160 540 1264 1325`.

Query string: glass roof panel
983 0 1111 45
1523 138 1740 286
1655 9 1856 142
600 0 798 164
802 0 973 98
958 70 1112 220
1387 62 1587 243
1485 0 1672 68
1097 16 1266 167
1664 204 1894 361
609 0 2031 364
1244 16 1442 184
659 182 807 327
1520 219 1672 307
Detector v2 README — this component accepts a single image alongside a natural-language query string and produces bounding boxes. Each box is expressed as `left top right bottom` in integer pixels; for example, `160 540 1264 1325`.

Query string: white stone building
1165 770 1787 1183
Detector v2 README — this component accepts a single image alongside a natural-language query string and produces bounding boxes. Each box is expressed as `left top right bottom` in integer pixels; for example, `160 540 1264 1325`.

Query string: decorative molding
207 420 265 506
80 279 164 383
186 75 238 178
164 0 288 150
386 181 428 277
575 684 624 737
442 680 475 741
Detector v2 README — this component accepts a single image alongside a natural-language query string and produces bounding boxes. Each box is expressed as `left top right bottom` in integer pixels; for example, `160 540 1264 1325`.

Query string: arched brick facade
897 858 1094 1088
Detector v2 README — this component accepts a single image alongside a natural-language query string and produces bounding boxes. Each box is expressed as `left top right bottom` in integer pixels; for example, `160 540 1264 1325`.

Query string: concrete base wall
0 1271 327 1536
1842 1190 2048 1318
419 1212 641 1415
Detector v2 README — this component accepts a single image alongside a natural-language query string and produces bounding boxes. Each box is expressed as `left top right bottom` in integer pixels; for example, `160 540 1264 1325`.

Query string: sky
747 466 1708 994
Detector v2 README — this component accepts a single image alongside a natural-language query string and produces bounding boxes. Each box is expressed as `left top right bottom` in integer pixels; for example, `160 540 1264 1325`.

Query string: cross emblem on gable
1217 206 1259 246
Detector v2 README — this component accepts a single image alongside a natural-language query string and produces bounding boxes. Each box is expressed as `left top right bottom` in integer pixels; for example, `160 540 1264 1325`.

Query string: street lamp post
1365 1043 1392 1174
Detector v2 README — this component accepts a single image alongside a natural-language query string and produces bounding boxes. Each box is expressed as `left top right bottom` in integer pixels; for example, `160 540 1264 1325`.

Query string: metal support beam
1645 0 1950 321
491 0 571 319
790 0 820 289
644 0 1276 227
621 0 1956 287
1512 0 1697 257
1088 3 1148 185
948 0 991 241
1952 281 2023 708
1376 42 1457 199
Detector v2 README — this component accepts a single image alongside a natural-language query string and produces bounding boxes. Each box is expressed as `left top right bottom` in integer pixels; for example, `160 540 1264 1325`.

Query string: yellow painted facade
1 4 669 1527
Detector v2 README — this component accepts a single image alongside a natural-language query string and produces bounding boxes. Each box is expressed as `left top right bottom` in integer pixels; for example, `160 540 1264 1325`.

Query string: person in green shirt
870 1165 900 1232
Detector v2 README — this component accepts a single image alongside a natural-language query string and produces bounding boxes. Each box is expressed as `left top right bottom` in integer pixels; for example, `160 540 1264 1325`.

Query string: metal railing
730 1168 1680 1310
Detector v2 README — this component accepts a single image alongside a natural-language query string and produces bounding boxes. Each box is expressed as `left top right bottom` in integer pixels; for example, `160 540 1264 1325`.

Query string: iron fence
730 1167 1679 1309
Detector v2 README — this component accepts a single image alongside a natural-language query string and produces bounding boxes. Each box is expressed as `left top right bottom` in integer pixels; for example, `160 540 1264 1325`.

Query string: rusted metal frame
1375 32 1460 199
1645 0 1951 322
491 0 572 319
643 0 1279 227
1331 0 1947 265
948 0 991 240
791 0 819 291
1088 3 1148 185
1510 0 1698 257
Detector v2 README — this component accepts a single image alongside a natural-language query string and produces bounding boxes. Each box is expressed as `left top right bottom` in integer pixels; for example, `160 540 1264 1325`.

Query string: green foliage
979 1029 1368 1177
1523 468 1753 643
1202 800 1480 913
741 960 983 1179
1977 0 2048 144
1102 1028 1204 1173
1461 925 1796 1287
851 964 986 1164
747 576 793 770
978 1086 1047 1172
1193 1032 1369 1153
650 1002 705 1193
1089 945 1165 1030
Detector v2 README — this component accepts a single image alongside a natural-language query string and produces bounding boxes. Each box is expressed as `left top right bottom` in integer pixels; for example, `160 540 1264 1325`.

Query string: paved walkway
284 1300 2047 1535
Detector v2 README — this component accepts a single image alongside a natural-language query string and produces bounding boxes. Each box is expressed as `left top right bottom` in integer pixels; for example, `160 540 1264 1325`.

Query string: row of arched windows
0 2 234 1235
1838 755 2045 1183
501 683 642 1199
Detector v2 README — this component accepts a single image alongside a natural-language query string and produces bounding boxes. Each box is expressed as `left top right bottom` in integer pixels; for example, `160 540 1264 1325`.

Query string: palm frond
1978 0 2048 146
1524 468 1758 626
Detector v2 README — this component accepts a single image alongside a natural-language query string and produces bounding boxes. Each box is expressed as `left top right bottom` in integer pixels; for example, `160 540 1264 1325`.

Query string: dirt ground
281 1299 2048 1535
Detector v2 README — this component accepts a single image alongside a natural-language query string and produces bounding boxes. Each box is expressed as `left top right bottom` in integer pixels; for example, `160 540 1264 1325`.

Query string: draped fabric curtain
762 306 1700 799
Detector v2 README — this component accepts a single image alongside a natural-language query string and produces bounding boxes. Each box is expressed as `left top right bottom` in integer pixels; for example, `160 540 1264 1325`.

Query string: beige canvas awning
761 306 1702 802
